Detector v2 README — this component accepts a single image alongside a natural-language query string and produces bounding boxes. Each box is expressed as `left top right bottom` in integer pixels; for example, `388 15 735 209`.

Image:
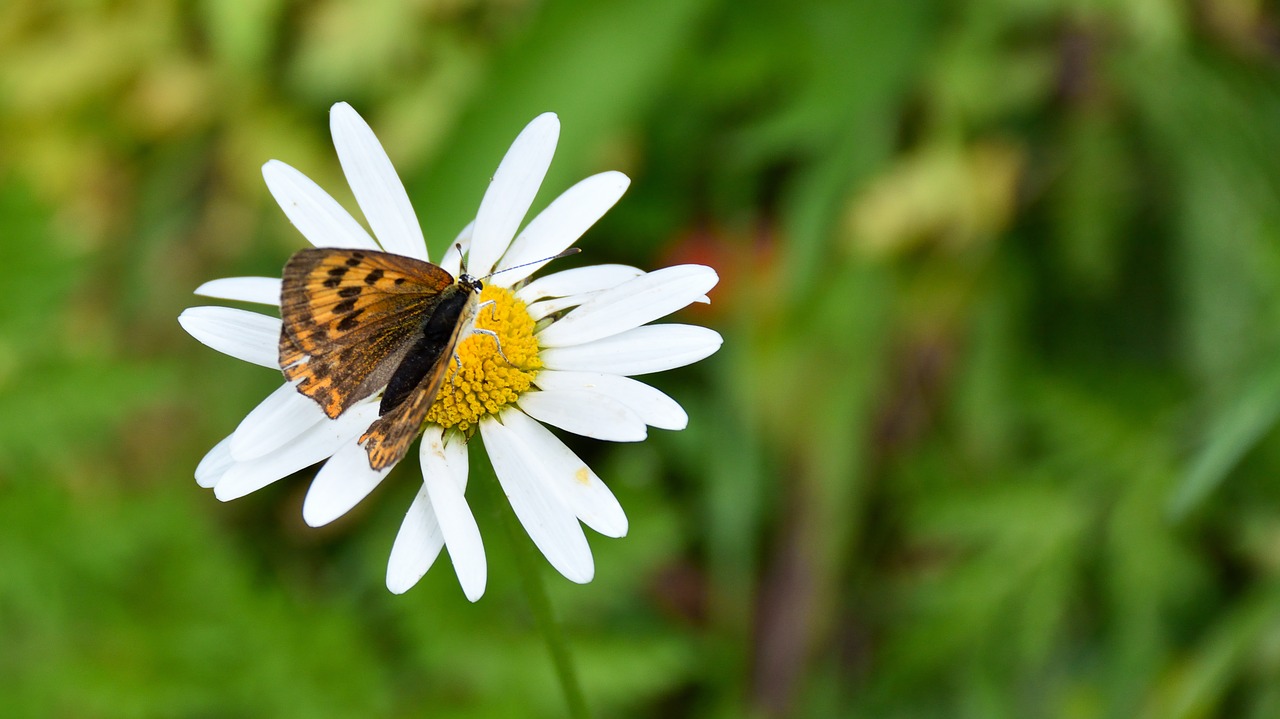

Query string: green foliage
4 0 1280 716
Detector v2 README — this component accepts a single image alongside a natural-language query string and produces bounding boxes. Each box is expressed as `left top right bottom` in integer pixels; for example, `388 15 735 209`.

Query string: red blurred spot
660 223 781 324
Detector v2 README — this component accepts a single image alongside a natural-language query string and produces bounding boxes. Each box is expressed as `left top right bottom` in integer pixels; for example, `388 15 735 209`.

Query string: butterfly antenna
455 243 468 275
481 247 580 281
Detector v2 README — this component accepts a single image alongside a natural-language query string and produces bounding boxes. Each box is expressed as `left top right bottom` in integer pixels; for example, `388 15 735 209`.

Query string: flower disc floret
424 284 540 432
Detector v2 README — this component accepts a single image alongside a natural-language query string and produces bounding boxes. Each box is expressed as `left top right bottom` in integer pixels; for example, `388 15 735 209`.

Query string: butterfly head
458 274 483 293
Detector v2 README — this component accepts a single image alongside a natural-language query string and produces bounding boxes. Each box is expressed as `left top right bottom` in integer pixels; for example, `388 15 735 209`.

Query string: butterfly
278 248 487 471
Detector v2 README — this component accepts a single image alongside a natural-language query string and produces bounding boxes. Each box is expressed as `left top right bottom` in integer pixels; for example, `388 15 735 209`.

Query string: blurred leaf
412 0 717 254
776 0 940 297
1146 584 1280 719
1050 109 1134 294
1170 362 1280 519
846 140 1022 257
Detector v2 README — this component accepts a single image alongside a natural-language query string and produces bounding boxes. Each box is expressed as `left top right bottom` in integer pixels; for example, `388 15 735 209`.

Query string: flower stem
491 481 590 718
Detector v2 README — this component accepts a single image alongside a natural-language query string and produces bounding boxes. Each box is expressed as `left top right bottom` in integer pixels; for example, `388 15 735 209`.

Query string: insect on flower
180 103 722 600
278 245 577 470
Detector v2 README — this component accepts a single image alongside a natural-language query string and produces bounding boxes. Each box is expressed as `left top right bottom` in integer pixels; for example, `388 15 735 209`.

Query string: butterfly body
279 248 482 470
379 278 480 415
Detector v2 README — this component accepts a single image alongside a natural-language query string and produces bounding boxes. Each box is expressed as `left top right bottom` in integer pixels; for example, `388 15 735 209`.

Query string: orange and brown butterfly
278 247 485 471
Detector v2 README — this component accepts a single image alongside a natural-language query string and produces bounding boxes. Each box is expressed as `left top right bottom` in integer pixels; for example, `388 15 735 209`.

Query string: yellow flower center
424 284 541 432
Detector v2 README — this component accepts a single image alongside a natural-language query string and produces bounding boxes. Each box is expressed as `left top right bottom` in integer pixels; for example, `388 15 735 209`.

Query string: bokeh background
5 0 1280 716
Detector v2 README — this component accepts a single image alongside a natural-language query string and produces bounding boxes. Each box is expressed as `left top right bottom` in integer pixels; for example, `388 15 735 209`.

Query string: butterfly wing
358 367 450 470
279 248 454 419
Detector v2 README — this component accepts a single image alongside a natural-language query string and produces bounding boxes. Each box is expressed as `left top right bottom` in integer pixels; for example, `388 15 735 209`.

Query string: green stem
491 480 590 718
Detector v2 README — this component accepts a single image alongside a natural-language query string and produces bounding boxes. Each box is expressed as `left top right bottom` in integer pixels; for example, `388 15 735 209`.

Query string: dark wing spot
364 269 384 284
336 309 364 331
345 256 364 267
333 298 358 314
338 286 362 298
394 277 406 286
323 277 342 288
327 266 348 276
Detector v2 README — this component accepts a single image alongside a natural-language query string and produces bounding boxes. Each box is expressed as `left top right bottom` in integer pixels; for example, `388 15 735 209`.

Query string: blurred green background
4 0 1280 716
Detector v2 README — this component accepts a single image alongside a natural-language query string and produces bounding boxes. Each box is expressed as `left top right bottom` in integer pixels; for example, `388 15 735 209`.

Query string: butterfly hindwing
279 248 455 419
358 281 478 470
279 329 414 420
359 368 448 471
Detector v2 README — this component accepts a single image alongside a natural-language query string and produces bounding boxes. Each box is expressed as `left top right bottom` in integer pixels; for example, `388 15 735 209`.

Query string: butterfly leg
445 352 465 385
470 328 511 365
445 329 508 383
472 300 512 365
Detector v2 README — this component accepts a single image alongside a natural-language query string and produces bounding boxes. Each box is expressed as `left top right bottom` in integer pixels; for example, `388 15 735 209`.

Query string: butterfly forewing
279 248 454 419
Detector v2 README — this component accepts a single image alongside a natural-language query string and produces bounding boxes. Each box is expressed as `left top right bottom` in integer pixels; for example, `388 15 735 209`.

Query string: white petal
525 293 599 322
468 113 560 278
386 486 445 594
194 277 282 306
533 370 688 430
262 160 379 251
302 433 395 527
540 324 723 376
330 102 428 261
440 221 473 278
229 381 327 461
214 403 378 502
480 413 594 583
196 435 234 488
179 307 281 369
516 264 644 303
537 265 719 348
420 428 486 601
520 265 665 322
493 172 630 287
499 409 627 538
517 390 646 442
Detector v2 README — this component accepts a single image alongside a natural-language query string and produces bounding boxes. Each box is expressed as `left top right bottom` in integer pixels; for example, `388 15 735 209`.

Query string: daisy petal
194 277 282 306
500 409 628 538
421 428 486 601
330 102 428 261
229 381 328 461
517 264 644 303
522 294 591 322
196 435 235 488
526 292 602 322
469 113 560 277
302 435 395 527
386 487 445 594
534 370 688 430
517 390 646 442
537 265 719 348
440 221 473 278
178 307 281 369
262 160 379 251
541 324 723 376
493 172 631 287
480 413 594 583
214 403 378 502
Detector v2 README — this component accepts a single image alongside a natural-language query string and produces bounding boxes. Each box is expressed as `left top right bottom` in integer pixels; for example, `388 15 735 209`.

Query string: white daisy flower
179 103 721 601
